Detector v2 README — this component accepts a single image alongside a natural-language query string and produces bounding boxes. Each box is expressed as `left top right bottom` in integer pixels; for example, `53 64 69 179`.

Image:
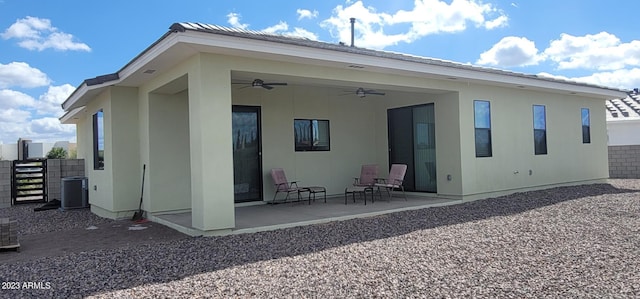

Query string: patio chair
270 168 304 203
345 164 378 205
353 164 378 187
374 164 407 201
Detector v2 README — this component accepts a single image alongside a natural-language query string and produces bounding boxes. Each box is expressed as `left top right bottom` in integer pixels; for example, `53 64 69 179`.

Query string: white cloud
0 114 76 144
227 13 249 29
572 69 640 90
290 28 319 40
0 89 36 109
297 9 319 20
0 107 32 144
1 16 51 39
261 21 319 40
529 32 640 90
36 84 75 116
544 32 640 71
0 84 76 143
485 15 508 30
0 108 30 123
226 14 319 40
0 62 50 88
320 0 508 49
536 72 571 81
263 21 289 34
477 36 543 67
1 16 90 52
30 117 75 135
538 68 640 90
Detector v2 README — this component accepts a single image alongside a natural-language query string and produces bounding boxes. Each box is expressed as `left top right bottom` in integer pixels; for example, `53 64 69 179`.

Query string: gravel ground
0 203 115 236
0 179 639 298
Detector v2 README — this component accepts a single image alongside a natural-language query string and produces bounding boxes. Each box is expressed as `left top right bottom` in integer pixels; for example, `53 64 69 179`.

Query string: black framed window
93 110 105 170
533 105 547 155
294 119 330 151
581 108 590 144
474 100 492 157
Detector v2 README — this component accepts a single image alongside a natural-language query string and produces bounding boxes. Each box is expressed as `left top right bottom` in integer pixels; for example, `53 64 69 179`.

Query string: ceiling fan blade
363 89 385 96
263 82 287 86
262 85 274 90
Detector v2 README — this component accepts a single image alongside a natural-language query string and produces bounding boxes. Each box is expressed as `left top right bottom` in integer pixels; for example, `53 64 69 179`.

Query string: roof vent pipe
350 18 356 47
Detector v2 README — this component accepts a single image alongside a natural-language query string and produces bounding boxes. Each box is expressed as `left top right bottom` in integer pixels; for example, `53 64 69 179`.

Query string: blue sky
1 0 639 144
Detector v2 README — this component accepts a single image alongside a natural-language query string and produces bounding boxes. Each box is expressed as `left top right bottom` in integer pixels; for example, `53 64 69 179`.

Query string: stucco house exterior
607 90 640 178
60 22 626 236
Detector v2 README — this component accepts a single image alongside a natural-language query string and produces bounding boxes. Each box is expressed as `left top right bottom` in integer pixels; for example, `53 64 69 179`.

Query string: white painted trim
59 106 86 123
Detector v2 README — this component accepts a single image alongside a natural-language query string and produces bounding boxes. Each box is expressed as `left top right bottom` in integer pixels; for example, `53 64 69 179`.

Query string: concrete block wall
0 159 85 208
61 159 85 178
609 145 640 179
47 159 60 201
47 159 86 201
0 161 11 208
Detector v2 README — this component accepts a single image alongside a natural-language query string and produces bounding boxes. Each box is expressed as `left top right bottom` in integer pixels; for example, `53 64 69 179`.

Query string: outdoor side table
300 186 326 204
344 186 373 205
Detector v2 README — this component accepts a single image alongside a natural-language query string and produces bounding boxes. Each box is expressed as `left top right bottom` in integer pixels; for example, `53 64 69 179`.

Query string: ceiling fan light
251 79 264 88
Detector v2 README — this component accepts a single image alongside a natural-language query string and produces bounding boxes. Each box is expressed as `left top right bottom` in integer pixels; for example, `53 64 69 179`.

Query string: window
533 105 547 155
581 108 590 143
294 119 330 151
474 100 492 157
93 110 105 169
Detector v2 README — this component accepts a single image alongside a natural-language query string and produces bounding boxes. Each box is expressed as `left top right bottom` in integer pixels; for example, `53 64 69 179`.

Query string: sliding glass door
387 104 437 192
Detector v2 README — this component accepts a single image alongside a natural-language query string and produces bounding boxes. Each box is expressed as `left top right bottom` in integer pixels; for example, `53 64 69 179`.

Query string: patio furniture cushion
270 168 305 203
353 164 379 187
374 164 407 200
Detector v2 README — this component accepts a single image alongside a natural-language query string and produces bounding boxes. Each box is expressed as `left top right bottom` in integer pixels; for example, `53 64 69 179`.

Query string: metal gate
12 159 47 204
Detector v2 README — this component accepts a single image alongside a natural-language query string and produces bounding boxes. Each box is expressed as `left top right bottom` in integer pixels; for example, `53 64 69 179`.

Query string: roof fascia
59 106 85 124
116 32 182 85
178 30 627 99
63 24 628 113
62 30 179 111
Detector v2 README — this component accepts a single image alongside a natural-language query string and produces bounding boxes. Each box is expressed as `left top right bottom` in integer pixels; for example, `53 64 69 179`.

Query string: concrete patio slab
153 194 459 236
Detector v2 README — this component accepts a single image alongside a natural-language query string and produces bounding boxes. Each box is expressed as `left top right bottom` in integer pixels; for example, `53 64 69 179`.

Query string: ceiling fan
353 87 385 98
233 79 288 90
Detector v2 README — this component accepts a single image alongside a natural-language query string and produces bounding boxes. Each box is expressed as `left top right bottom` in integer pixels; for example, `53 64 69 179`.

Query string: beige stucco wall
82 90 114 212
189 54 235 231
457 84 608 199
74 87 140 218
70 49 610 233
110 87 141 212
224 53 466 200
148 90 191 213
135 54 236 231
233 84 381 197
